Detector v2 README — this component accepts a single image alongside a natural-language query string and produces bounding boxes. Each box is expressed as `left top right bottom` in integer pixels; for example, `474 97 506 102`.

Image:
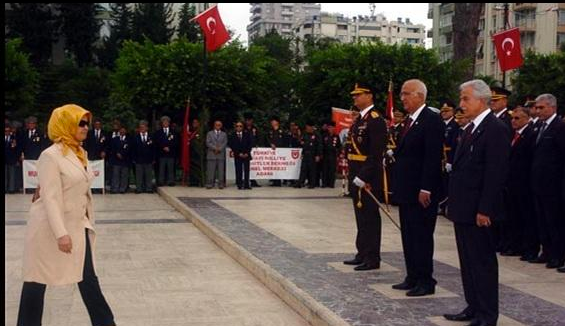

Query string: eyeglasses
78 120 89 128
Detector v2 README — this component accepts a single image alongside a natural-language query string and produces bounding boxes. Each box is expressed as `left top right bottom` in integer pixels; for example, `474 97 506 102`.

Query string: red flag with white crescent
193 5 230 52
492 28 523 71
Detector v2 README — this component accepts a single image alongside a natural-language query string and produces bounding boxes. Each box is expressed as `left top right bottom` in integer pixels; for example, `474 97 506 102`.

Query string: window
557 33 565 48
360 26 381 31
560 10 565 25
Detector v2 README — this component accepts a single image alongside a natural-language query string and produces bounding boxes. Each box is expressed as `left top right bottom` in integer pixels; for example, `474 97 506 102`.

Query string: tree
177 3 200 42
57 3 102 67
297 42 465 123
110 39 276 128
97 3 133 68
5 3 59 66
5 39 39 118
512 51 565 114
453 3 483 80
132 3 175 44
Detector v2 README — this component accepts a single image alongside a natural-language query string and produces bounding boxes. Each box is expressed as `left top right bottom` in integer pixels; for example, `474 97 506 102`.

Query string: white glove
382 158 387 167
386 149 394 157
445 163 452 173
353 177 366 188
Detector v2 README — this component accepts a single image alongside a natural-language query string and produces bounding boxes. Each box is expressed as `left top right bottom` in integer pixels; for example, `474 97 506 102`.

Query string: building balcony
515 18 536 31
427 30 433 38
439 3 455 15
514 3 537 11
281 10 294 16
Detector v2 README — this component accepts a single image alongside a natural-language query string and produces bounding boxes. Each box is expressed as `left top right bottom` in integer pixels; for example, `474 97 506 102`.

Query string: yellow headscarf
47 104 91 167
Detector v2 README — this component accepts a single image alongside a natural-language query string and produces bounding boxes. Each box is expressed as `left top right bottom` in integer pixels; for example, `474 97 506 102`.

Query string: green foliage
5 39 39 117
57 3 102 67
110 39 277 129
177 3 200 42
297 42 465 123
512 51 565 114
474 74 500 88
132 3 175 45
5 3 59 67
34 60 111 124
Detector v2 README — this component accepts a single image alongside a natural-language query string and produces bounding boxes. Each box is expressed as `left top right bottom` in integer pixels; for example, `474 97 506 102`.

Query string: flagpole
502 2 509 88
202 3 209 110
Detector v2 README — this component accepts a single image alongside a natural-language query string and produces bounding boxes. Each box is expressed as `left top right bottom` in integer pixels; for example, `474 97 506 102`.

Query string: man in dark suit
444 79 510 326
295 121 322 188
132 120 155 193
83 118 108 161
530 93 565 269
21 116 47 160
228 121 253 190
322 122 341 188
502 107 538 259
390 79 444 296
343 82 388 271
154 116 178 187
109 127 131 194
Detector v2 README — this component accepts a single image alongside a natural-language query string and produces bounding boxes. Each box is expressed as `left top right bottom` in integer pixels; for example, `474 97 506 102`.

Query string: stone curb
158 188 350 326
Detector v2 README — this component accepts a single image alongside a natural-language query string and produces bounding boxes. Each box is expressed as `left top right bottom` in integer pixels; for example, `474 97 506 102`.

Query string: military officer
439 101 459 216
266 116 288 187
322 122 341 188
295 121 322 188
490 86 513 135
342 82 388 271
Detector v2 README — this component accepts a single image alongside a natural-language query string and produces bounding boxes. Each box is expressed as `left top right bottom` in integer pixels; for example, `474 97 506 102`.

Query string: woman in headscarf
17 104 115 326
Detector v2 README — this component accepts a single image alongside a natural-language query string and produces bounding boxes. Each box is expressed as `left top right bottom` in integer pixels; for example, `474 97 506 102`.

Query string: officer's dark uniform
244 113 261 188
189 126 204 187
266 121 288 186
345 83 388 269
296 126 322 188
109 133 131 193
439 102 459 214
132 130 155 193
5 130 20 193
322 127 341 188
491 87 513 135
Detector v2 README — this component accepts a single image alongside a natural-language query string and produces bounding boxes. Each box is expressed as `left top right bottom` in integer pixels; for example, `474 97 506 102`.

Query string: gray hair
138 120 149 126
459 79 492 103
160 116 171 123
405 79 428 100
535 93 557 108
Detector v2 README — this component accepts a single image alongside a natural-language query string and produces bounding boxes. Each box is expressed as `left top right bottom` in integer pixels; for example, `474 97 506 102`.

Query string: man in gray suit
206 120 228 189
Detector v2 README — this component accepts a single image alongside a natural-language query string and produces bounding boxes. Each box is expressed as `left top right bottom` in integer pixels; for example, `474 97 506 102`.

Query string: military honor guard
444 80 510 326
390 79 445 296
322 122 341 188
342 82 388 271
439 101 459 215
266 116 289 187
295 121 322 188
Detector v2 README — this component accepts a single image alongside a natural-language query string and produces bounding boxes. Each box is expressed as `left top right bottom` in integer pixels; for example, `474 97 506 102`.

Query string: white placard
226 147 302 180
23 159 105 190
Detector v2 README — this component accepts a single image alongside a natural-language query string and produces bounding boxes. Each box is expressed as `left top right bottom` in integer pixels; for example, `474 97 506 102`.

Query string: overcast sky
217 3 433 47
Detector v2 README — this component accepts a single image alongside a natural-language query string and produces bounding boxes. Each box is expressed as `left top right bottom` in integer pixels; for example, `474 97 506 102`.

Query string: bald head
401 79 427 113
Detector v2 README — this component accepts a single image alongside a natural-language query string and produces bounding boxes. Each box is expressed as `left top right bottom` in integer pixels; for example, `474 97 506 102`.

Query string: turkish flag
492 28 523 71
194 5 230 52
